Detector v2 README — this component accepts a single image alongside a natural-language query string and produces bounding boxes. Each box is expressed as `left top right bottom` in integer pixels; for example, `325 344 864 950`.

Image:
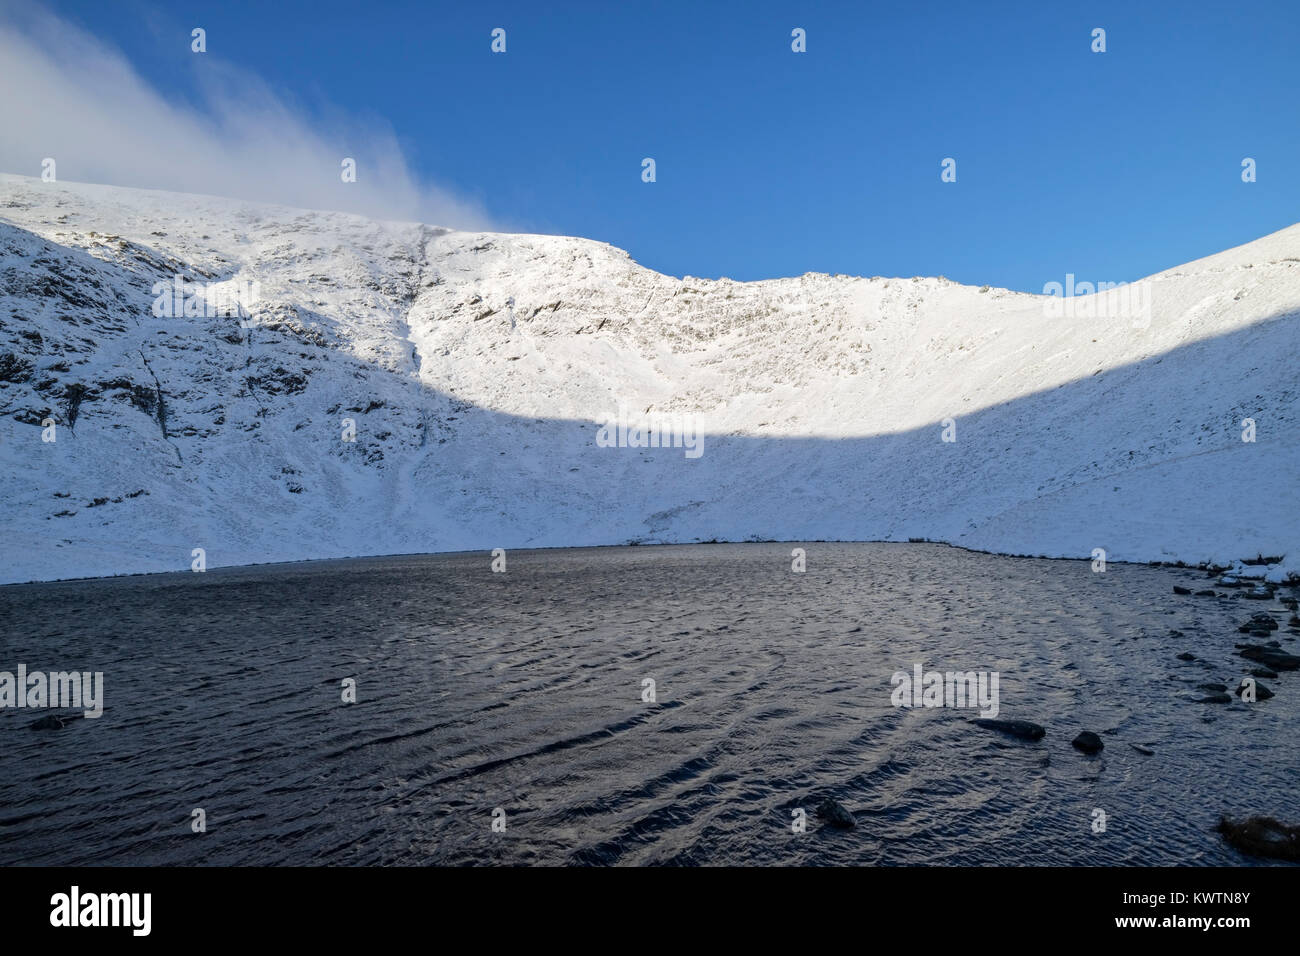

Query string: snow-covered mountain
1 173 1297 584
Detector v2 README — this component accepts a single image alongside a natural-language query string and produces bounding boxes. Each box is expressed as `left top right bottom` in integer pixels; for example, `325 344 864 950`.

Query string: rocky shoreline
812 567 1299 862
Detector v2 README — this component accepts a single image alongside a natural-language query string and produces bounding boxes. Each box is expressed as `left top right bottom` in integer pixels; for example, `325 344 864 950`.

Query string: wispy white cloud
0 3 495 229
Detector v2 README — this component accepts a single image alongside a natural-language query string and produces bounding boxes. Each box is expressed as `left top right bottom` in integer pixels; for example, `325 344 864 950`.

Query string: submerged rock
1071 731 1104 754
1238 645 1300 671
1236 680 1275 701
1176 652 1197 661
1217 816 1300 861
1194 693 1232 704
1248 612 1279 630
1250 667 1279 679
29 713 83 730
1173 586 1192 595
815 798 856 829
1197 683 1228 692
971 718 1046 741
1195 589 1217 597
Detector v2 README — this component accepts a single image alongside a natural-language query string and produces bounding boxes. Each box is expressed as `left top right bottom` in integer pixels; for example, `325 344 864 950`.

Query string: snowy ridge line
0 174 1297 584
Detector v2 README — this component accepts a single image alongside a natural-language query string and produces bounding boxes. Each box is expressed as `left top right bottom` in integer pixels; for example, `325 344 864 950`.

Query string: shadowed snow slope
1 174 1297 583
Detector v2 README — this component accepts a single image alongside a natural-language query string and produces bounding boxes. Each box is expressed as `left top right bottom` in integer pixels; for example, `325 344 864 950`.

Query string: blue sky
21 0 1300 291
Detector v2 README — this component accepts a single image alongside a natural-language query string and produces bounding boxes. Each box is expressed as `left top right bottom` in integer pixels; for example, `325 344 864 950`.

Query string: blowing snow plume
0 4 493 228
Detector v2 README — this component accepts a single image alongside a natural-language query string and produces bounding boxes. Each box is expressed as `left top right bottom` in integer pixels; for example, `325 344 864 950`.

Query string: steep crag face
1 174 1297 583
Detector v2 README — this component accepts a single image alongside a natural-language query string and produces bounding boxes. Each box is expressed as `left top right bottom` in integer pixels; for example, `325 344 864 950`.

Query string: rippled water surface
2 543 1297 865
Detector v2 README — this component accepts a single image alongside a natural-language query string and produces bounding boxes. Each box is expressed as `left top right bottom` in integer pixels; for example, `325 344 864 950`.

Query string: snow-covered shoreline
2 175 1297 585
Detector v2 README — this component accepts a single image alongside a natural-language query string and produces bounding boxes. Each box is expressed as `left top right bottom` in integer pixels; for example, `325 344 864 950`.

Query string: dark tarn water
1 543 1296 866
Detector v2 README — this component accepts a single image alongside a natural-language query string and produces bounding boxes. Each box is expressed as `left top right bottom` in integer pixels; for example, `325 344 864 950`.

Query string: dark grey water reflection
1 543 1296 865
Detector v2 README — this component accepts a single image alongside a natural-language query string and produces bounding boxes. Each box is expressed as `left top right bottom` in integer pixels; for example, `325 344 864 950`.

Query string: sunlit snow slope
1 174 1297 583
